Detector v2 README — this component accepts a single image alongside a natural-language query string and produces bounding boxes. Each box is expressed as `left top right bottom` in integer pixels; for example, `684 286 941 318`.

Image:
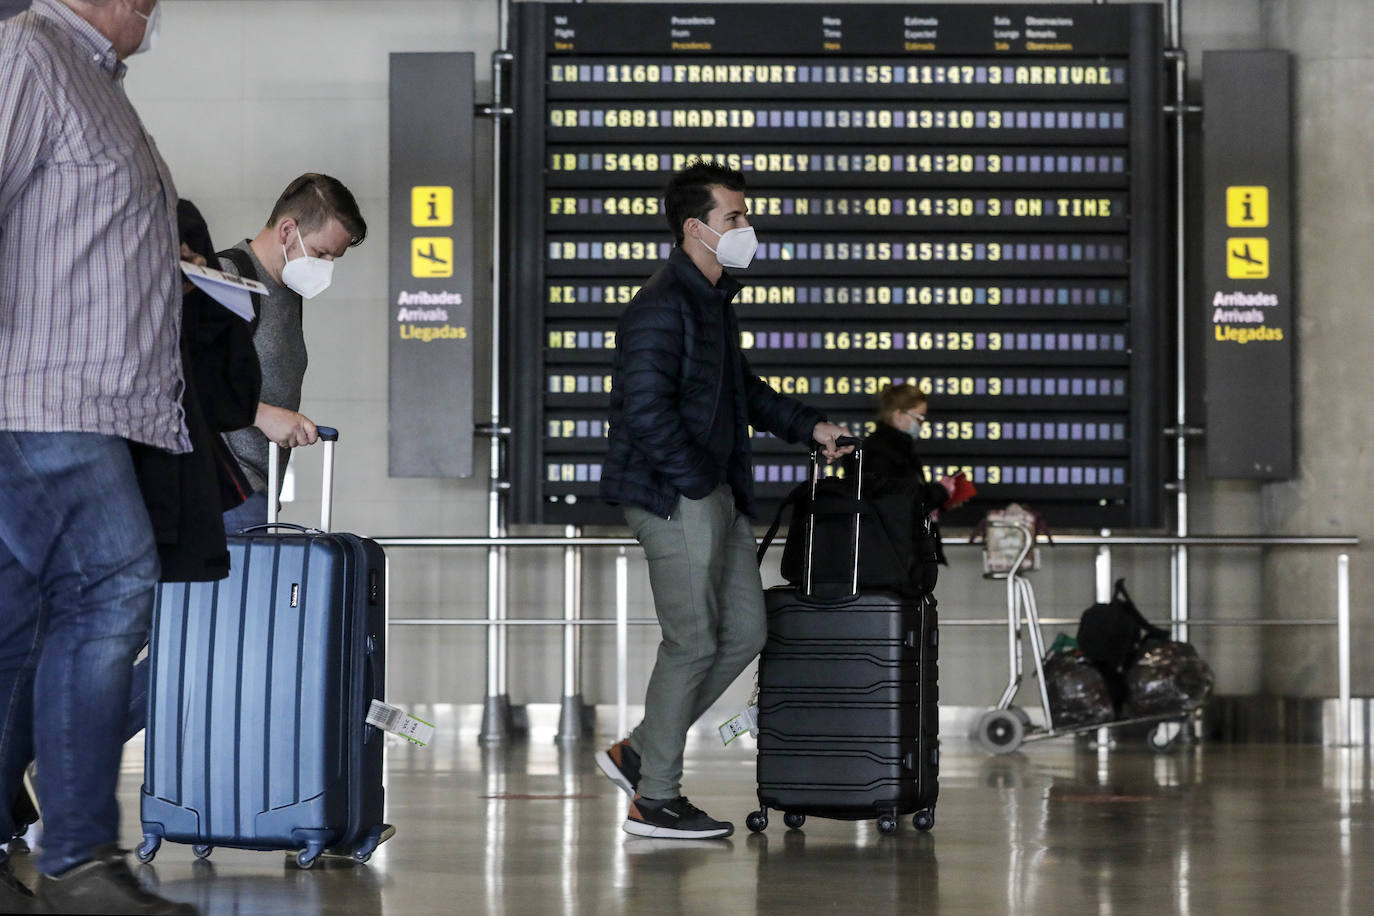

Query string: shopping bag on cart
1043 635 1116 728
1124 639 1215 715
970 503 1052 575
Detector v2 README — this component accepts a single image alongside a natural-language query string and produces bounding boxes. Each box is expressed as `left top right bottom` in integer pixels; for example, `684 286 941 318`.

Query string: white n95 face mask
699 223 758 270
131 1 161 56
281 226 335 299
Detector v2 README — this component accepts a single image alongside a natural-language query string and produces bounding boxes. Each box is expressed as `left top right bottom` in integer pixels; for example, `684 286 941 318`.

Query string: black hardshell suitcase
748 440 939 835
136 429 389 868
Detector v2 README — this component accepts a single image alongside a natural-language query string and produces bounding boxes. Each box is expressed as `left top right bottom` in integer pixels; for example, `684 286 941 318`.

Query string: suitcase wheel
192 845 213 860
745 810 769 833
783 812 806 830
295 848 320 870
876 813 899 835
134 836 160 864
913 808 935 832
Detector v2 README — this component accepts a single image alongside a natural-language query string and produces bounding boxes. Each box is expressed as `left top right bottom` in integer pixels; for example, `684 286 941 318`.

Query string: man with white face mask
0 0 197 912
597 161 852 839
217 173 366 530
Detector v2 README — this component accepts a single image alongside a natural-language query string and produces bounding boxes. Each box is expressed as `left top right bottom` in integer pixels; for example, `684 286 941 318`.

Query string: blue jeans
0 432 159 875
222 489 268 534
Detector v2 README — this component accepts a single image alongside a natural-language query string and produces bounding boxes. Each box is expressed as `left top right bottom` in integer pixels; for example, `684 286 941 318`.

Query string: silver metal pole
616 547 629 738
562 525 581 697
1095 529 1112 603
319 437 334 532
1168 0 1191 645
497 526 509 695
386 616 1343 628
480 4 513 741
556 525 586 741
373 534 1358 549
267 444 280 525
1338 553 1351 746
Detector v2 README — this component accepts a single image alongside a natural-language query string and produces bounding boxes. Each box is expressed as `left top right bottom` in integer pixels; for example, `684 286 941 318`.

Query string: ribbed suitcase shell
140 530 386 862
755 588 939 822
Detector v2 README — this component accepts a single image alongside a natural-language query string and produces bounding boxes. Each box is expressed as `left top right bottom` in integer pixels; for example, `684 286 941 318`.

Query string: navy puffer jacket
600 248 823 519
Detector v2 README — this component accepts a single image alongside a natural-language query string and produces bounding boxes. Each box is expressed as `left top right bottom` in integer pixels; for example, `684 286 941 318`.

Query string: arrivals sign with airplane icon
389 53 476 477
1201 51 1292 479
1226 186 1269 279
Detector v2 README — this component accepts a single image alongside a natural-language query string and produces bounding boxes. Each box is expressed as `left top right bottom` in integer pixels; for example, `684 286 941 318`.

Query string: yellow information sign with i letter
411 186 454 227
1225 185 1268 228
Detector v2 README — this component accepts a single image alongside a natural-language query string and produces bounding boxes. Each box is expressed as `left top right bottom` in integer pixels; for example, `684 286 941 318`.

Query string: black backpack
1076 579 1168 672
758 471 939 598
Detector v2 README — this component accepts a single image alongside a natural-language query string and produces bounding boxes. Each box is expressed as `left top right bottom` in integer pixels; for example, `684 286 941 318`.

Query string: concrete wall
123 0 1366 719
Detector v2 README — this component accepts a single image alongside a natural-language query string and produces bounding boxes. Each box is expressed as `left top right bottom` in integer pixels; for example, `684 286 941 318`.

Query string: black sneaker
35 844 196 915
623 795 734 839
594 738 641 798
0 858 36 914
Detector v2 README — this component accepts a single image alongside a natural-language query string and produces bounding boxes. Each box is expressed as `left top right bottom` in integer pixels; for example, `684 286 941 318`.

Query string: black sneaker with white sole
623 795 733 839
594 738 641 798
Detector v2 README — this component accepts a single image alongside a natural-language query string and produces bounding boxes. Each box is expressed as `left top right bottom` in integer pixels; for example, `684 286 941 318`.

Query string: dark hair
177 199 215 264
663 159 746 245
266 173 367 246
878 383 928 420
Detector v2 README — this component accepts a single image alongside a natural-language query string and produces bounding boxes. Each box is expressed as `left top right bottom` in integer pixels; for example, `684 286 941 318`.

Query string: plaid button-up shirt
0 0 189 453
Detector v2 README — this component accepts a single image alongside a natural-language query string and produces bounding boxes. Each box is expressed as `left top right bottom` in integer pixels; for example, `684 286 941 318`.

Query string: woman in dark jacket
857 383 974 569
863 383 951 513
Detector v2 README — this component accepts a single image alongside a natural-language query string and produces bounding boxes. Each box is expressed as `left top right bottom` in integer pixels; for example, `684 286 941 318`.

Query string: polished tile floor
9 727 1374 915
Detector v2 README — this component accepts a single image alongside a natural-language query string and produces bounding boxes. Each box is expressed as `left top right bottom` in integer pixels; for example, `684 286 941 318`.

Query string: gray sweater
219 240 307 494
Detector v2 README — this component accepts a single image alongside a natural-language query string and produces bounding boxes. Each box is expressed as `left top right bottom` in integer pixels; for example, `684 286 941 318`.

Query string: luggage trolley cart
971 520 1190 755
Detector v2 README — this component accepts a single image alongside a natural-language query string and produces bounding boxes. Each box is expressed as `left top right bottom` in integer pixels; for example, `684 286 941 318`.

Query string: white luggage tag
367 699 435 747
718 705 759 746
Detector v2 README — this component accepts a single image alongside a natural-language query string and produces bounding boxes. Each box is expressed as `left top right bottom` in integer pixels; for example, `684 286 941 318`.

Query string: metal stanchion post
478 38 514 743
1338 553 1351 747
1095 533 1112 603
557 525 591 741
616 547 629 739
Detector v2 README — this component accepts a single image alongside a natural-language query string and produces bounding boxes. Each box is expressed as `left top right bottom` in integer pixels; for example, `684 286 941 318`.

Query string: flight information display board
507 2 1167 527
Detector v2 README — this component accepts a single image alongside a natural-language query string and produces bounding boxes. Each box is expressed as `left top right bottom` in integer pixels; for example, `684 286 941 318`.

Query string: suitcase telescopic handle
266 425 339 531
803 434 863 598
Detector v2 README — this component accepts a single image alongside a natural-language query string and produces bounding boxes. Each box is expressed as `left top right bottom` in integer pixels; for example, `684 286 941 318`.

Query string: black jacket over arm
600 248 823 519
129 286 261 581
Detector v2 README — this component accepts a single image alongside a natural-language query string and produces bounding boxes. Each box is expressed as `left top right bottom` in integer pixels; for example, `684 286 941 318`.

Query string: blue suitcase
136 431 389 868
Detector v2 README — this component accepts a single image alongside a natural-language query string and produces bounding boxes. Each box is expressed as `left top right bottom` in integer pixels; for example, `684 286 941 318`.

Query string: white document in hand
180 261 266 322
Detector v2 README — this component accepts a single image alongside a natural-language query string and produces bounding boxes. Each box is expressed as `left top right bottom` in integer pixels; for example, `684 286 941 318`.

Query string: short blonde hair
877 383 927 418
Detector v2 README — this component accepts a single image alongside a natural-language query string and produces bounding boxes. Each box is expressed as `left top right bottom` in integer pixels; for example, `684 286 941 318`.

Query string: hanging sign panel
1201 51 1293 479
388 53 477 477
507 3 1168 526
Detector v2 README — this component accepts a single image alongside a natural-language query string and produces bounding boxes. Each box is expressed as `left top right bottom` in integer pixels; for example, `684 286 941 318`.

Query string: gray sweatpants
624 484 768 800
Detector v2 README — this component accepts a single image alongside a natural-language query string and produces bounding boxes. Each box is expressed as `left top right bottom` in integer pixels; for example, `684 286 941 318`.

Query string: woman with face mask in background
858 383 974 567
